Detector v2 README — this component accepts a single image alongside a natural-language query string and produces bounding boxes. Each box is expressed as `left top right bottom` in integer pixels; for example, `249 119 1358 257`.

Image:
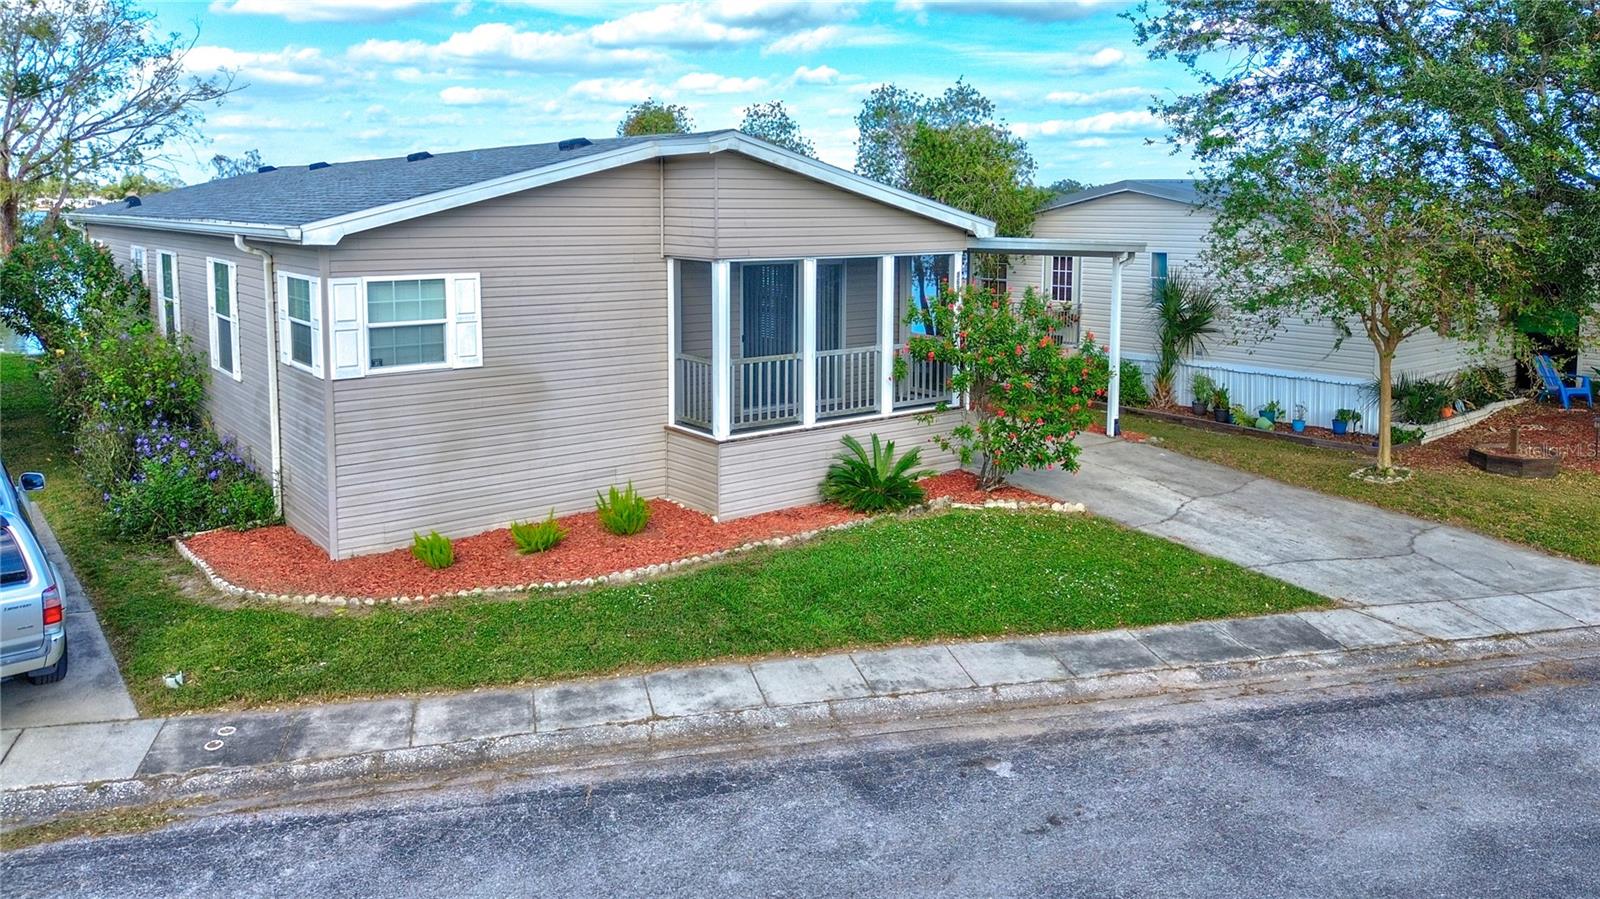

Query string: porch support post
878 254 895 416
712 260 732 439
801 258 818 428
1106 252 1126 437
665 258 677 425
949 252 964 405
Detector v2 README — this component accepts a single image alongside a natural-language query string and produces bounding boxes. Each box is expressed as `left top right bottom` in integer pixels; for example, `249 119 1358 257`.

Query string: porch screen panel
815 258 878 420
674 260 714 432
893 254 953 410
739 262 798 358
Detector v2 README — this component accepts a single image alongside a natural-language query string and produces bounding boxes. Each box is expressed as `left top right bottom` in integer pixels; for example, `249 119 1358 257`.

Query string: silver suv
1 466 67 685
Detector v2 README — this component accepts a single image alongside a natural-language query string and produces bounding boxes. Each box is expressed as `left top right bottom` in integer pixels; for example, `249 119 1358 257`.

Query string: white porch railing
676 354 713 430
817 346 880 420
895 351 952 408
732 353 802 431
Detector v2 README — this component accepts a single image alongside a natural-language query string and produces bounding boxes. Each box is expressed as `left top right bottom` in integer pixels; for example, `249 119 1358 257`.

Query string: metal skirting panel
1129 355 1378 432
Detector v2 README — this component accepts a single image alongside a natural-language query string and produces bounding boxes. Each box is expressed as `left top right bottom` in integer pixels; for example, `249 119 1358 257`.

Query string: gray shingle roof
1041 179 1205 212
75 131 740 228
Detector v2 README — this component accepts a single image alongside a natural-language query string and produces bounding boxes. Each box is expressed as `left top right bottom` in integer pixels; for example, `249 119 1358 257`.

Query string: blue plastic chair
1534 354 1594 409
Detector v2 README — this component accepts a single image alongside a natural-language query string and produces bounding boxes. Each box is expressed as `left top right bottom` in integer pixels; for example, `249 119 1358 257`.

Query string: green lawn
1127 410 1600 565
1 355 1324 714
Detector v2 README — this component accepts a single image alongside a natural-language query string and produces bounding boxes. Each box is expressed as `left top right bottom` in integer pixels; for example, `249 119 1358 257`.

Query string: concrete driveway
0 502 137 732
1011 433 1600 607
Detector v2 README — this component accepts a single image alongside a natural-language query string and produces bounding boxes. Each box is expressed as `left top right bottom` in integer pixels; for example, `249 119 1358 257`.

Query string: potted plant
1259 400 1285 424
1190 373 1214 416
1332 408 1362 435
1290 403 1307 433
1211 385 1232 423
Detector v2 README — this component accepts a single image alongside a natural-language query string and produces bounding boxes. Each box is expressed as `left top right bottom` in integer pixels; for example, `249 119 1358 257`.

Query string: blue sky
152 0 1203 185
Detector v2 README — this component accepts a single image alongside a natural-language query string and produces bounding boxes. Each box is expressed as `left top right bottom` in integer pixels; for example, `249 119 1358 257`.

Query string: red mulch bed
184 472 1059 600
1399 402 1600 475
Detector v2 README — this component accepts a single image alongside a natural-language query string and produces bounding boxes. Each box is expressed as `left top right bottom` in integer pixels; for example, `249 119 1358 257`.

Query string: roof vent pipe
257 165 277 173
124 196 141 207
406 151 433 162
558 138 591 151
309 161 330 170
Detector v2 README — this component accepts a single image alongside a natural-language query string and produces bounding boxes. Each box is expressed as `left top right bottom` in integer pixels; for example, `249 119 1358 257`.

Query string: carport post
1106 252 1129 437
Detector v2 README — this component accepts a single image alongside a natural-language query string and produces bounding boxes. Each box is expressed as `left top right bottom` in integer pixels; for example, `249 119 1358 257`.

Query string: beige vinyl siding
1574 322 1598 376
1391 328 1501 380
715 412 960 519
81 226 335 549
841 257 880 347
1013 193 1379 380
664 427 718 514
326 162 669 556
662 153 970 260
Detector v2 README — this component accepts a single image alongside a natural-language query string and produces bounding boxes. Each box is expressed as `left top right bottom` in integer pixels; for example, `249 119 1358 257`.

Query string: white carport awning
965 236 1146 437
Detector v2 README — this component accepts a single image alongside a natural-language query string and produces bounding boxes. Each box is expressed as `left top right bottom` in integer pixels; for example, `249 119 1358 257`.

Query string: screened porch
671 253 962 437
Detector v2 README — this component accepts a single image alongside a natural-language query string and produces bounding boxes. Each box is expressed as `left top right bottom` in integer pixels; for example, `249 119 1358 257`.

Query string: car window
0 529 29 586
0 462 18 517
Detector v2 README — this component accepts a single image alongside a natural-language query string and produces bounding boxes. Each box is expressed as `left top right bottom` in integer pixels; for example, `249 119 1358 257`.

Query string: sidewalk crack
1147 477 1261 528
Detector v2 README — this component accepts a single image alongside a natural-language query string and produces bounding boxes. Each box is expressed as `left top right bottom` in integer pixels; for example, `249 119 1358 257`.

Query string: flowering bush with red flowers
893 282 1110 489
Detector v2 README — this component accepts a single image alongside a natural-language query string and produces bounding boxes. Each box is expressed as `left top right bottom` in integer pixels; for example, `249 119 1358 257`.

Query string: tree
0 220 146 354
0 0 234 253
617 99 692 137
905 122 1052 239
1130 0 1600 360
210 149 264 180
1150 269 1220 406
1208 137 1514 471
855 81 1005 191
737 100 814 157
1046 178 1085 196
102 170 178 198
896 282 1107 489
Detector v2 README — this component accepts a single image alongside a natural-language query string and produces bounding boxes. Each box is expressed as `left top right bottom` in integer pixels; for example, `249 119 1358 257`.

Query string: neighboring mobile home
74 132 1140 558
1004 179 1497 427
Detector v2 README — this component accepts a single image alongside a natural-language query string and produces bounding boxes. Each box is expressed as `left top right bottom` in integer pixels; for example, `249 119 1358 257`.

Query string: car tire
26 641 68 684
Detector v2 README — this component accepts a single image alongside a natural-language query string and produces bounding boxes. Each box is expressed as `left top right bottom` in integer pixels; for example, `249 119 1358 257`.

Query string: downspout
234 234 284 516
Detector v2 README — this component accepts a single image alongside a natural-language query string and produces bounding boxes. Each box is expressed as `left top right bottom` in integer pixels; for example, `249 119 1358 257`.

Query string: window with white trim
157 250 180 335
1150 251 1169 297
279 273 321 375
129 245 147 283
366 278 449 370
207 258 241 380
1047 255 1080 347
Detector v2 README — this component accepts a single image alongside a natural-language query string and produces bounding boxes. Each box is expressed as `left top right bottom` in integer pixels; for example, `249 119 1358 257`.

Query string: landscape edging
172 497 1088 607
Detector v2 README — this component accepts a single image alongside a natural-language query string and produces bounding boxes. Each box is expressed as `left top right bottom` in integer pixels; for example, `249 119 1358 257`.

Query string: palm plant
819 434 935 513
1150 270 1222 406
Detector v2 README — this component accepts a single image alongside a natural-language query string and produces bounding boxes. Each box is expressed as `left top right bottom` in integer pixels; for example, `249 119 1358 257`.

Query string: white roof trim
62 211 300 241
290 133 994 246
968 236 1146 257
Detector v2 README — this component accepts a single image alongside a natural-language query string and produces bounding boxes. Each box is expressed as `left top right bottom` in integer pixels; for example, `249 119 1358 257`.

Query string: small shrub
1190 373 1216 407
1455 365 1508 407
596 482 650 536
1390 373 1454 424
1334 408 1363 425
105 425 276 538
820 434 935 513
1259 400 1285 420
1391 425 1426 445
510 511 567 554
411 531 455 569
1118 359 1150 407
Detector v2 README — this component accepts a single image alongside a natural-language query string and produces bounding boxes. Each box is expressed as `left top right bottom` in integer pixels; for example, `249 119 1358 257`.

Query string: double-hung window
129 245 147 284
1047 255 1079 346
207 258 241 381
277 272 323 376
157 250 180 336
366 278 449 370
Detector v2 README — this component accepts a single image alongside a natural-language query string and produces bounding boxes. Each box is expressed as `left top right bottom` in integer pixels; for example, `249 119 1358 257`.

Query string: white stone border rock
1405 397 1526 445
174 497 1088 608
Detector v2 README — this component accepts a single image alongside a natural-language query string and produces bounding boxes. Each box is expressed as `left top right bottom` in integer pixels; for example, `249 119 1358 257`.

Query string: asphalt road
6 653 1599 898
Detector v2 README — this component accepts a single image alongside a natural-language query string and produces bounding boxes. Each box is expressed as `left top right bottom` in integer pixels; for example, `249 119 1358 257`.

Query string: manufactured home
1004 179 1498 426
71 132 1140 558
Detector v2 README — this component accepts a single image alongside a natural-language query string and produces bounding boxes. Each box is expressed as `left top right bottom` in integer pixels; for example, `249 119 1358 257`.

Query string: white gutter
234 234 284 516
65 211 300 242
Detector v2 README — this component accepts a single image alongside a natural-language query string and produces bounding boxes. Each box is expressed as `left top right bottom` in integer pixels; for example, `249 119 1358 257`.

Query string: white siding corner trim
325 272 483 380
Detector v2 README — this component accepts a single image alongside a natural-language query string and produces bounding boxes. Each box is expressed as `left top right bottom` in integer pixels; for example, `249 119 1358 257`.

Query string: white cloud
764 25 844 53
674 72 768 94
438 86 516 105
1046 86 1152 105
211 113 290 129
209 0 433 23
589 4 766 48
1009 110 1163 138
567 77 667 103
1069 137 1111 148
1075 47 1126 69
186 45 331 86
791 64 839 84
348 23 666 71
894 0 1115 22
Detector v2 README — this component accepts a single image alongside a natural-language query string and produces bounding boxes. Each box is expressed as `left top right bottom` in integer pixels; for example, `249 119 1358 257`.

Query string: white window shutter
450 274 482 369
275 272 292 365
329 278 365 379
309 275 324 379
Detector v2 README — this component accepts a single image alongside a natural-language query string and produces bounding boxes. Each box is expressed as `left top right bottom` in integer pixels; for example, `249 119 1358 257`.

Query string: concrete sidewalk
1010 433 1600 606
